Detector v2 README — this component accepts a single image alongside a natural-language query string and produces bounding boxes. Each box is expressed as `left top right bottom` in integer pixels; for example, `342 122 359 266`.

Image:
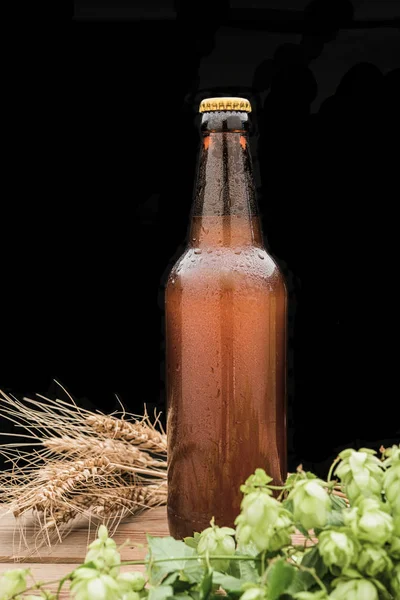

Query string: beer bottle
165 97 287 539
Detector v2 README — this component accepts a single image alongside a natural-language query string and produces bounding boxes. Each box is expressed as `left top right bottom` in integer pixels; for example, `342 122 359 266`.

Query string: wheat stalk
0 384 168 548
43 435 166 469
85 413 167 453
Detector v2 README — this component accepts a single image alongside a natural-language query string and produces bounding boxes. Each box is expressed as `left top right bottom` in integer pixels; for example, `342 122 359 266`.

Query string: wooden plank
0 507 169 562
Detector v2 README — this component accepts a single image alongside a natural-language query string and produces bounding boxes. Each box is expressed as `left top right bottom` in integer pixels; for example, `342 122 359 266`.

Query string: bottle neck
189 111 263 249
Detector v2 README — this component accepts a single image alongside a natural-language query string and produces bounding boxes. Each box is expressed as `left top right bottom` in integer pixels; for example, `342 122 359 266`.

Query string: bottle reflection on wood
165 98 287 539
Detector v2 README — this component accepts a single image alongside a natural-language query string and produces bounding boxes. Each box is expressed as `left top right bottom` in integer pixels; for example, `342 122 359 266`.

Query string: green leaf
294 522 310 537
266 559 296 600
147 535 197 585
162 572 194 593
212 572 244 595
286 569 316 595
148 585 174 600
300 547 327 580
74 561 98 571
184 533 201 550
238 558 258 583
199 569 213 600
325 509 344 528
282 499 294 514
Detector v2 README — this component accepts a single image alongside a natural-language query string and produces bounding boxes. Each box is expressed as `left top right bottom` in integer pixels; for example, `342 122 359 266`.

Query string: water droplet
191 258 196 262
234 249 242 255
194 249 202 255
201 226 209 234
176 363 180 372
171 278 175 284
216 249 222 256
192 237 196 242
258 252 265 260
216 389 221 398
207 248 213 254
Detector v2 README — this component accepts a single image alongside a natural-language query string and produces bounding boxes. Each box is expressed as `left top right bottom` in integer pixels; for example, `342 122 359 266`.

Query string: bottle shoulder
166 247 286 291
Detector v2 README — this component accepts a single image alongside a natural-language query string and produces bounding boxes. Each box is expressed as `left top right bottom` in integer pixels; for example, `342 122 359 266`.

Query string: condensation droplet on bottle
192 237 196 242
176 363 180 372
207 248 213 254
201 226 209 234
234 249 241 255
171 278 175 284
194 249 202 255
258 252 265 260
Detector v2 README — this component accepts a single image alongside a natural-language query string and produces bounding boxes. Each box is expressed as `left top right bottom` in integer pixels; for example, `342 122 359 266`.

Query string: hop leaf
318 529 360 571
335 449 384 504
288 479 330 531
344 498 394 546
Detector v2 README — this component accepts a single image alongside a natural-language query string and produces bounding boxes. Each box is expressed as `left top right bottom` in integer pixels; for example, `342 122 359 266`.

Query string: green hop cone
388 533 400 560
330 577 379 600
318 529 360 571
117 572 146 593
197 518 236 571
268 509 295 552
240 584 268 600
356 543 393 577
294 592 329 600
235 490 293 552
390 562 400 598
0 568 29 600
70 570 120 600
85 525 121 577
344 498 394 546
335 448 383 504
287 479 330 531
121 593 141 600
383 458 400 514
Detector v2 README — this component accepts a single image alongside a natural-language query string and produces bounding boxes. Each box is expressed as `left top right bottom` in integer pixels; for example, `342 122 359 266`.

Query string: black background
1 0 399 476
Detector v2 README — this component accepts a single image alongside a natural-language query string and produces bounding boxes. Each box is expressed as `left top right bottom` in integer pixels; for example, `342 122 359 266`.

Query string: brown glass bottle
165 98 287 539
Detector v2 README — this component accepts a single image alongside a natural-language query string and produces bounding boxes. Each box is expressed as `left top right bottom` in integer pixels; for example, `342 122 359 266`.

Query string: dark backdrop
1 0 399 476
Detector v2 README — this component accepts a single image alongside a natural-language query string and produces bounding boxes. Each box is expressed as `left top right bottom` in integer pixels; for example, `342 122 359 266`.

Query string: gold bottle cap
199 97 252 113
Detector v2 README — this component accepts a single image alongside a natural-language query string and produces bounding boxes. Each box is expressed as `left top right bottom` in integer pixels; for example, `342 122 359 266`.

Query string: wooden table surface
0 507 309 598
0 507 169 598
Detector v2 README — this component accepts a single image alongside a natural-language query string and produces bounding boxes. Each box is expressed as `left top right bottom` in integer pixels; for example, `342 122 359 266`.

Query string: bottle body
166 105 287 539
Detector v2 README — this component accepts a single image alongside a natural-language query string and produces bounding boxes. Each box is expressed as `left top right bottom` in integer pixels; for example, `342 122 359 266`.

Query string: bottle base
167 505 224 540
